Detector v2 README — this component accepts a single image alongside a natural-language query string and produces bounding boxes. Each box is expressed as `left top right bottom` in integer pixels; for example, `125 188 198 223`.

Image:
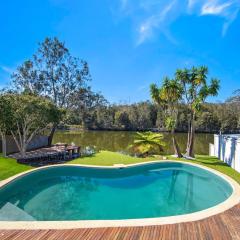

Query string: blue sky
0 0 240 103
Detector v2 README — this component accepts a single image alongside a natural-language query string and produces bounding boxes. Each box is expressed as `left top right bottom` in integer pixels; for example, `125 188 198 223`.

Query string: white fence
210 134 240 173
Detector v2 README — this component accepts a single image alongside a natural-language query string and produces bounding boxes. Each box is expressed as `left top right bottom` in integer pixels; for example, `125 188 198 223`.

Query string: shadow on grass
169 155 230 168
17 153 98 167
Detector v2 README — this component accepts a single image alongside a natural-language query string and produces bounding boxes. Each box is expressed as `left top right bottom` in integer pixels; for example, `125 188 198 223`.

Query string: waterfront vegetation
53 131 213 155
1 151 240 184
1 37 240 182
128 132 165 156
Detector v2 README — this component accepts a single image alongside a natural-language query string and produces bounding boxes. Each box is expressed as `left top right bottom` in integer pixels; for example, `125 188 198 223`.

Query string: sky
0 0 240 103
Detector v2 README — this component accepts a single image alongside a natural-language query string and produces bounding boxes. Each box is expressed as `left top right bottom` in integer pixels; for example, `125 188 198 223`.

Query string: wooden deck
1 203 240 240
8 144 81 166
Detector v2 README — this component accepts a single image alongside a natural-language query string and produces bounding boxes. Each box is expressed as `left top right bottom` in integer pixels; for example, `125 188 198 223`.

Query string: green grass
1 151 240 185
167 155 240 184
0 155 33 181
70 151 157 166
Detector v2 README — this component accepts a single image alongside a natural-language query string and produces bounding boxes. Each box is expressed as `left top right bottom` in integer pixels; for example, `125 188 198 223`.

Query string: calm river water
53 131 213 155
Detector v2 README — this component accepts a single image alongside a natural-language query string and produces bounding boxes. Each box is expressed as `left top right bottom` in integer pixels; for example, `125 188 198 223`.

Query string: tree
66 87 108 128
150 78 183 158
132 102 156 130
195 110 220 132
115 110 131 130
0 93 63 157
175 66 220 158
0 95 15 156
93 106 115 129
220 108 238 133
129 132 165 157
226 89 240 103
12 37 91 145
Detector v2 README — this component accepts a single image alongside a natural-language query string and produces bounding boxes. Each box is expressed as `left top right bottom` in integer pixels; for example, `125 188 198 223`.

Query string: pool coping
0 160 240 229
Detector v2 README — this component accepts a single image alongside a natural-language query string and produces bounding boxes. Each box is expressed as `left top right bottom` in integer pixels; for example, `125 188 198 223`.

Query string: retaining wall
0 135 49 155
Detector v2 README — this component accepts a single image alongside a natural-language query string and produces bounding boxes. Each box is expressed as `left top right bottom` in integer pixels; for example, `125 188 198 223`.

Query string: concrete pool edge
0 160 240 229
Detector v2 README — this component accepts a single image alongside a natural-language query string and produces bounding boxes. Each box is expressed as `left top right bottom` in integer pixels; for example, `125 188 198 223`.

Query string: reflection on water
54 131 213 155
168 170 179 202
184 174 194 211
8 177 99 221
0 164 232 221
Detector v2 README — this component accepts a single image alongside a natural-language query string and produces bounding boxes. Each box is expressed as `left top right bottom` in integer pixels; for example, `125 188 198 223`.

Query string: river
53 131 213 155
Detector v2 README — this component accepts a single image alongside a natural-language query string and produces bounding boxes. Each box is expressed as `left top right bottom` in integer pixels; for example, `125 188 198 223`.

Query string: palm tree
150 78 183 158
175 66 220 158
129 132 165 157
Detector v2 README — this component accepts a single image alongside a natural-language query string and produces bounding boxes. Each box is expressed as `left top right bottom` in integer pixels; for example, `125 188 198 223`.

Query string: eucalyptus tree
66 88 108 128
150 78 183 158
12 37 91 145
175 66 220 158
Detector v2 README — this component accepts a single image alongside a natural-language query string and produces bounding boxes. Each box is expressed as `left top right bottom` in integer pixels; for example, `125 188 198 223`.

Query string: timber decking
8 145 81 166
1 203 240 240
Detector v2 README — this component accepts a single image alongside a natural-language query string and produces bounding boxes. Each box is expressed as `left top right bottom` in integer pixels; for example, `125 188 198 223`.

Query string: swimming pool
0 161 239 228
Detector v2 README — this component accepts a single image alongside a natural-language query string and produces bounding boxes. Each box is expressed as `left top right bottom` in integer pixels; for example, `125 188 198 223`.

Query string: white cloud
116 0 240 44
200 0 240 36
188 0 197 10
0 65 14 74
201 0 232 15
137 83 149 92
222 7 239 36
137 0 177 45
120 0 128 10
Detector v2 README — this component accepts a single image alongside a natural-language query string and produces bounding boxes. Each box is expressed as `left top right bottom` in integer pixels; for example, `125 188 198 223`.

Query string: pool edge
0 160 240 229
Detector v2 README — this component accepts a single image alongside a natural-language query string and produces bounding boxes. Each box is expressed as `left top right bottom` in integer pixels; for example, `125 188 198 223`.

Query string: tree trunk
1 132 7 157
48 124 57 146
171 130 183 158
20 144 27 158
186 112 192 153
186 114 195 158
11 131 27 158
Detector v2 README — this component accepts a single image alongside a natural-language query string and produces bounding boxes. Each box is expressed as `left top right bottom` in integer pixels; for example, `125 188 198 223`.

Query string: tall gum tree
11 37 91 145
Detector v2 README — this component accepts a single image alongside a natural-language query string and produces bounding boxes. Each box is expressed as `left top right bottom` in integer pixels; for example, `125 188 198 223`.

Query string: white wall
212 134 240 173
209 143 215 156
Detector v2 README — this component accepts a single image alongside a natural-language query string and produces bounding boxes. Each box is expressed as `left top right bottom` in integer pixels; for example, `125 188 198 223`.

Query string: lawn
1 151 240 184
0 155 33 181
69 151 157 166
168 155 240 184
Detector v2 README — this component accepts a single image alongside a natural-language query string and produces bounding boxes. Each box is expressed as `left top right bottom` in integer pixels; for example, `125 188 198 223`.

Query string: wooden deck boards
1 203 240 240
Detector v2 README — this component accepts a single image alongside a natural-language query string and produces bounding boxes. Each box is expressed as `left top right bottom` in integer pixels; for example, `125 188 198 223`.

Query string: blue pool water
0 162 233 221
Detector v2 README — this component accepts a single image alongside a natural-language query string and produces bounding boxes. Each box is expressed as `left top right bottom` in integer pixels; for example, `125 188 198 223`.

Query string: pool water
0 162 233 221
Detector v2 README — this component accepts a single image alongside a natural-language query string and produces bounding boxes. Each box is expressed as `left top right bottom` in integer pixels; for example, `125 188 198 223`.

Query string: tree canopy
175 66 220 158
10 37 100 145
0 93 63 157
150 78 183 157
12 37 91 108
